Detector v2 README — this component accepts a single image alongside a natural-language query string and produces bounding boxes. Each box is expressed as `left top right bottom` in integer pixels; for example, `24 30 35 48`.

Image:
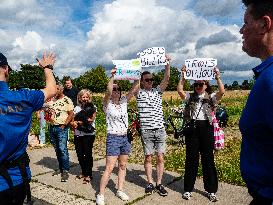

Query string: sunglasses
194 83 205 87
144 78 153 83
113 87 121 92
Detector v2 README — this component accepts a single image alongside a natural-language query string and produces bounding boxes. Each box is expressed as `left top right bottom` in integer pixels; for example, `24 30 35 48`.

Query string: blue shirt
0 81 44 191
239 56 273 199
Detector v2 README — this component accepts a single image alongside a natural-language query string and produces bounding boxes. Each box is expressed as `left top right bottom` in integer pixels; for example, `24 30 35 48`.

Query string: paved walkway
26 147 251 205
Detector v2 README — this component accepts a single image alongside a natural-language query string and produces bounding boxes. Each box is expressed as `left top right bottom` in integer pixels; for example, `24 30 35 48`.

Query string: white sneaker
96 194 105 205
116 190 130 201
182 192 192 200
207 193 218 202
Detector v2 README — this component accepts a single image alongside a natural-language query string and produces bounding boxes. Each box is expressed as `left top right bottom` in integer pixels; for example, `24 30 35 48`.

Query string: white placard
137 47 167 67
112 59 142 80
184 58 217 80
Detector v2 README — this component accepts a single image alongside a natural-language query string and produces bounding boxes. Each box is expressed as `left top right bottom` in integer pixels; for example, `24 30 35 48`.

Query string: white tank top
104 96 128 135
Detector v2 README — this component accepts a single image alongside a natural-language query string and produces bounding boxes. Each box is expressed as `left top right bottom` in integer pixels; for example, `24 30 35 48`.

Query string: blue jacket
240 56 273 199
0 82 44 191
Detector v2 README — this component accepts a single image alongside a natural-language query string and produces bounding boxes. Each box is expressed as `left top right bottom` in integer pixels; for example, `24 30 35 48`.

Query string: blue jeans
49 125 69 171
39 111 46 144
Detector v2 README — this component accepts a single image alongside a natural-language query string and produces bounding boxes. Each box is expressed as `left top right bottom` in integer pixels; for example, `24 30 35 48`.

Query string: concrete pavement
26 147 252 205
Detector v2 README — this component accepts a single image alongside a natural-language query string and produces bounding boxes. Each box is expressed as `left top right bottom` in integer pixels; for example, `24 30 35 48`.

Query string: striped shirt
136 86 164 130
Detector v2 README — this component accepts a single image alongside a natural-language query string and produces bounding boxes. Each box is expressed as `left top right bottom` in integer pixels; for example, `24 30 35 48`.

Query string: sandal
83 176 91 184
75 175 84 180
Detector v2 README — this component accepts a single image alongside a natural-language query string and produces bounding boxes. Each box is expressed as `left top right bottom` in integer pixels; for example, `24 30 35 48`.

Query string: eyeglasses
194 83 205 87
144 78 153 83
113 87 120 92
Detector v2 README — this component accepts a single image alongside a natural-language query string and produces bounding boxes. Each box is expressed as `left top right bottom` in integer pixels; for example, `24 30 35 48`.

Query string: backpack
215 106 228 127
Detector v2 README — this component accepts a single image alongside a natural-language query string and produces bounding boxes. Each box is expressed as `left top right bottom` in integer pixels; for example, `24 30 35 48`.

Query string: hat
0 53 12 72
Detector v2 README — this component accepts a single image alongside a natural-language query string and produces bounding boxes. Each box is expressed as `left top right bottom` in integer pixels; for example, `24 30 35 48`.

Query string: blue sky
0 0 261 85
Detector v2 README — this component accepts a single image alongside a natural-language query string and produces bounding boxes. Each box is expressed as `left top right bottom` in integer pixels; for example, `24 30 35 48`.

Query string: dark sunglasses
113 87 121 92
194 83 205 87
144 78 153 83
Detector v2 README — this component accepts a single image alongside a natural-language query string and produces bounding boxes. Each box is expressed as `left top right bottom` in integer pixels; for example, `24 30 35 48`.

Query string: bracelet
43 64 53 70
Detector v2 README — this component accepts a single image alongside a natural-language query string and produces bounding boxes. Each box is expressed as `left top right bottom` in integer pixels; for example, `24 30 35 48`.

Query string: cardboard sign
184 58 217 80
137 47 167 67
112 59 142 80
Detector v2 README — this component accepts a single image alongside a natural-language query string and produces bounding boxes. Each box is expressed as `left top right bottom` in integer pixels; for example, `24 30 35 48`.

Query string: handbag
120 114 134 143
212 111 225 150
182 101 204 136
127 128 133 143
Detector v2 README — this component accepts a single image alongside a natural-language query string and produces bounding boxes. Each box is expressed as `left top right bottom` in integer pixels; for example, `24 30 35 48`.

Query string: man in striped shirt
134 55 171 196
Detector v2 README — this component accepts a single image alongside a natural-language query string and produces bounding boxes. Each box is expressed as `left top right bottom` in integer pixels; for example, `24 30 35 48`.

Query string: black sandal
83 176 91 184
75 175 84 180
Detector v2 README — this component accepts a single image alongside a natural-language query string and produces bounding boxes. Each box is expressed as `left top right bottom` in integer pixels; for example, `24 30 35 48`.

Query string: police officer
0 52 57 204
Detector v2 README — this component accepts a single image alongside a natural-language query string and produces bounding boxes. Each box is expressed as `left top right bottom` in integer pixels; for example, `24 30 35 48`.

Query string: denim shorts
141 127 167 155
106 134 131 156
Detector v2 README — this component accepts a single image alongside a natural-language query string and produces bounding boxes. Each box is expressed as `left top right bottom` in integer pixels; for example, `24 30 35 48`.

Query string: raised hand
111 67 117 76
214 67 221 80
36 52 56 69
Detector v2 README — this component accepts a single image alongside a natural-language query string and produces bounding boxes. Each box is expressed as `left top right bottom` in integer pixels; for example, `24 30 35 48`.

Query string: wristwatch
43 64 53 70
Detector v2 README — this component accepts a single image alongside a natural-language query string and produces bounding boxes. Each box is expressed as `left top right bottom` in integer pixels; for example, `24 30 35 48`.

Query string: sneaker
207 193 218 202
96 194 105 205
61 171 69 182
182 192 192 200
145 183 155 195
52 169 61 176
155 184 168 196
116 190 130 201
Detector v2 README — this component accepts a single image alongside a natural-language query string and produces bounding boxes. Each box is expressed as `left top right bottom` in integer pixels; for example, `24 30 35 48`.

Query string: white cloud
87 0 219 63
86 0 255 73
13 31 46 52
0 0 259 81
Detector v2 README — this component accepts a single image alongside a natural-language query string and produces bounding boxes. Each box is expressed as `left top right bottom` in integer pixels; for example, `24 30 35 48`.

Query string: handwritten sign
137 47 167 67
112 59 142 80
184 58 217 80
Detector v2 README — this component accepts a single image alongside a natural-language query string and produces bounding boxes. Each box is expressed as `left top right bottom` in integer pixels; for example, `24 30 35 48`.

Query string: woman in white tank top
96 68 139 205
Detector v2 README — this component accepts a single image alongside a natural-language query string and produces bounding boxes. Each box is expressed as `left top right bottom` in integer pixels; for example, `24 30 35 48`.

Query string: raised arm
177 65 187 100
159 54 171 92
126 80 140 101
214 67 225 101
37 52 57 102
103 68 116 107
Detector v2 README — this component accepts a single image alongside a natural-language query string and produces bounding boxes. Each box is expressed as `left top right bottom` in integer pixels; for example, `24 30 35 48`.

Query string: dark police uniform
0 81 44 204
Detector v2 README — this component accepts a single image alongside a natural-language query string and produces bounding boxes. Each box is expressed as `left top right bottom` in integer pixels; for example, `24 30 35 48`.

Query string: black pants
74 135 95 177
184 120 218 193
0 183 26 205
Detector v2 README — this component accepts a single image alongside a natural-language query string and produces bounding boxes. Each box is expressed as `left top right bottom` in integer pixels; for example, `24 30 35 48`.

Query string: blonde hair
77 89 92 106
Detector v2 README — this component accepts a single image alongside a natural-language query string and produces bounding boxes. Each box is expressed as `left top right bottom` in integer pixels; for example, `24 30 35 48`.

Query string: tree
74 65 108 93
241 80 250 90
152 66 191 91
231 81 240 90
8 64 46 90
